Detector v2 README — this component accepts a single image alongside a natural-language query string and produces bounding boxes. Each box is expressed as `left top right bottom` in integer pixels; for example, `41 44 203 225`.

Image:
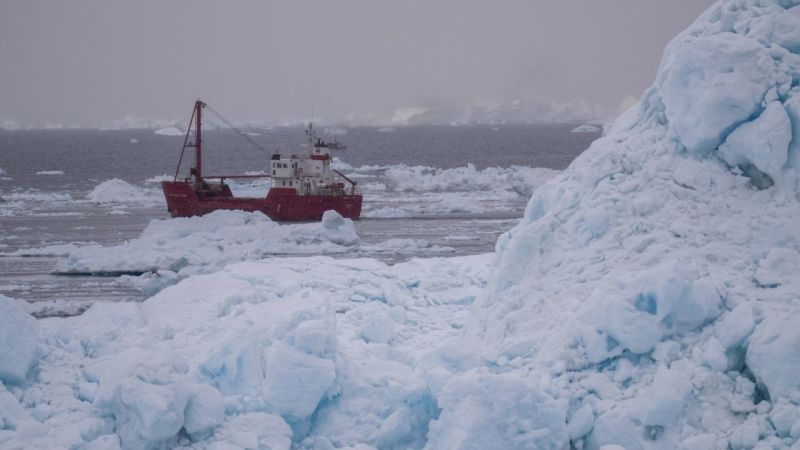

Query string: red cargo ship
162 100 362 221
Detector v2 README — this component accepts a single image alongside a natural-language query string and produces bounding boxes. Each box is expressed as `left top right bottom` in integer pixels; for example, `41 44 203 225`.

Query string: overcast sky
0 1 715 126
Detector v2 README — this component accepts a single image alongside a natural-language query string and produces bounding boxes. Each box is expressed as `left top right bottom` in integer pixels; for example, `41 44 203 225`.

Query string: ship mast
193 100 204 183
172 99 206 183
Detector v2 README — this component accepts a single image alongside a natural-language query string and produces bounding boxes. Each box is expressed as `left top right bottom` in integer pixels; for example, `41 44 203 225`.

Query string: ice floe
53 210 359 277
86 179 163 205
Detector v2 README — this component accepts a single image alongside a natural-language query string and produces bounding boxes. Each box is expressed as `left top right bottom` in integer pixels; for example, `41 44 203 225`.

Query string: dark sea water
0 124 599 316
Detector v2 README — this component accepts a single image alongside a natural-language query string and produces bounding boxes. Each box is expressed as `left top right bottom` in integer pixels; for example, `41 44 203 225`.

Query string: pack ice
3 0 800 449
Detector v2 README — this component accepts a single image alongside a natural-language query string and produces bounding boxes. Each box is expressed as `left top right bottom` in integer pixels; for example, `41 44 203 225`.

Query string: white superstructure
269 124 346 195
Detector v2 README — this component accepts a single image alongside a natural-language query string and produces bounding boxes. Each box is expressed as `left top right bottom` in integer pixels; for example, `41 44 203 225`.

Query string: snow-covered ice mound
56 210 359 277
445 1 800 448
0 254 491 449
86 178 164 205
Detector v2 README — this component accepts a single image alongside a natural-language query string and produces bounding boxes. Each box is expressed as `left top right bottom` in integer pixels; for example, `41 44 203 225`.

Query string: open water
0 124 599 316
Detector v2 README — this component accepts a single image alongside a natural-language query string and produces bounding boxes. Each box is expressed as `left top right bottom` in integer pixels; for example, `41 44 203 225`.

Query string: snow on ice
5 0 800 449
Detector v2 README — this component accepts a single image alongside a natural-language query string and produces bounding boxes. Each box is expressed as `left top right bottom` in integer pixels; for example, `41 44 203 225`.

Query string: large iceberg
459 1 800 448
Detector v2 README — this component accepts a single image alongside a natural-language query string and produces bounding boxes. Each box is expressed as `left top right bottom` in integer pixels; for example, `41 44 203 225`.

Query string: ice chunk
293 319 335 357
85 435 122 450
719 100 792 185
183 383 225 441
770 400 800 438
322 209 345 231
786 93 800 171
703 338 728 372
716 303 756 350
85 178 163 205
0 385 43 445
424 370 568 450
354 303 395 344
309 360 434 450
754 247 800 288
208 412 292 450
262 343 337 421
94 375 190 449
659 32 773 154
746 307 800 400
0 294 39 384
728 420 760 450
642 367 693 428
581 263 722 362
567 403 595 441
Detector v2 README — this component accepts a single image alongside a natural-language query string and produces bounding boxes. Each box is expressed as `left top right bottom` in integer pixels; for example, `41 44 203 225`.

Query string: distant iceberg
570 124 601 133
154 126 184 136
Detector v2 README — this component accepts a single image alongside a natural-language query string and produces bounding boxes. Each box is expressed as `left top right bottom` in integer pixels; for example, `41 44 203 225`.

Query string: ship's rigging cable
204 104 271 156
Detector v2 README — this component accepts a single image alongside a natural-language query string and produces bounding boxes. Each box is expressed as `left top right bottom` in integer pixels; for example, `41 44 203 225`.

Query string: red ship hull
162 181 362 221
